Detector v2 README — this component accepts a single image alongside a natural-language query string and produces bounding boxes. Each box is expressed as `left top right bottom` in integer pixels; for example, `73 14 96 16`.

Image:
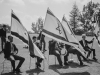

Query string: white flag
29 35 45 59
94 24 100 47
11 10 45 59
42 8 85 56
11 11 28 45
42 8 69 44
62 16 85 56
62 16 79 45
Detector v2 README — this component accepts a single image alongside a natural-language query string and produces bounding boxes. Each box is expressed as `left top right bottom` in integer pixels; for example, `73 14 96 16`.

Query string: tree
81 1 100 31
32 17 44 33
69 2 80 32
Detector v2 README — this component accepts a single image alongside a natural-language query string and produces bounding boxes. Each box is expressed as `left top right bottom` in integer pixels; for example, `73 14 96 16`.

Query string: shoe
15 69 22 73
30 54 36 58
12 69 16 73
83 58 88 61
80 63 84 66
64 62 68 66
93 57 97 61
36 63 41 68
0 51 3 54
59 64 63 68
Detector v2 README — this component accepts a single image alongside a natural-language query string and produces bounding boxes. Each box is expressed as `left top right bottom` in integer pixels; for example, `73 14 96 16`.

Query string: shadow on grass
87 59 100 64
26 68 44 75
1 72 21 75
49 62 89 75
68 61 88 68
61 72 90 75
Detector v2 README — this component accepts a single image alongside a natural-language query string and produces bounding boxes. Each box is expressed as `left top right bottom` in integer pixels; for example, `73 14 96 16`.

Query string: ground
0 35 100 75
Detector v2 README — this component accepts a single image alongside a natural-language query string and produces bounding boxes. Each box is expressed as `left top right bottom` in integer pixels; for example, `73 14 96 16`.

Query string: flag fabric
28 35 45 59
42 8 85 56
62 16 78 45
11 11 28 45
91 7 100 47
93 23 100 47
42 8 69 44
11 10 45 59
62 16 85 56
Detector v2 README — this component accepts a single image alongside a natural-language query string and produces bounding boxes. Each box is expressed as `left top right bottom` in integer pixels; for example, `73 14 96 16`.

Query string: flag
11 10 28 45
28 35 45 59
42 8 68 43
91 7 100 47
62 16 85 56
62 16 78 45
42 8 85 56
93 24 100 47
11 10 45 59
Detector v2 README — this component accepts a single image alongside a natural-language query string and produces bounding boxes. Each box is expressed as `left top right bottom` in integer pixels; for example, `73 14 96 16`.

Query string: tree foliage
69 3 81 31
81 1 100 31
32 17 44 33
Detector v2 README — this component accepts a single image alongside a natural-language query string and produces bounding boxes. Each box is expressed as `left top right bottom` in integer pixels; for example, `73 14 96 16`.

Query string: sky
0 0 100 32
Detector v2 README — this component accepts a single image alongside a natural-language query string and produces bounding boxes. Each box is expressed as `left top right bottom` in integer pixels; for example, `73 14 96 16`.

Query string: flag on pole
91 7 100 47
93 24 100 47
42 8 85 56
28 35 45 59
62 16 79 45
42 8 69 43
62 15 85 56
11 10 45 59
11 10 28 45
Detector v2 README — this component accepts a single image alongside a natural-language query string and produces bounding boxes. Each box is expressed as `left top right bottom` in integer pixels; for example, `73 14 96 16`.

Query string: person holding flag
79 34 97 61
32 36 43 68
10 10 45 69
64 44 87 66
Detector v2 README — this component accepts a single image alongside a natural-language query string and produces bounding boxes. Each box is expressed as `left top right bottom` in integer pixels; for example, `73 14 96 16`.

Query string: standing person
32 36 43 68
49 39 63 67
4 36 25 73
79 34 97 61
0 25 6 53
37 31 46 52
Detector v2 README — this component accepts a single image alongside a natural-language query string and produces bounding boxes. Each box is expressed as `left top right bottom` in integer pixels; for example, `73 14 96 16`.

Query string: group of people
49 34 97 67
0 24 98 74
0 25 25 73
0 25 46 74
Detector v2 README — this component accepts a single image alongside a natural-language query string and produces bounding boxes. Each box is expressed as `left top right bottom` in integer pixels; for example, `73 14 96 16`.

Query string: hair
8 35 13 40
3 25 6 28
32 36 36 39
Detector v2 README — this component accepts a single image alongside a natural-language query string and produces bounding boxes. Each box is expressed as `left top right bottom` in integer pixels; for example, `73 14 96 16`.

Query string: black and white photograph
0 0 100 75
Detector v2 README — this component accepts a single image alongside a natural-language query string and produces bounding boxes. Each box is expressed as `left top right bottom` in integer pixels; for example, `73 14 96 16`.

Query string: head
82 34 86 40
3 25 6 30
59 42 64 48
32 36 37 42
51 39 55 42
8 35 13 42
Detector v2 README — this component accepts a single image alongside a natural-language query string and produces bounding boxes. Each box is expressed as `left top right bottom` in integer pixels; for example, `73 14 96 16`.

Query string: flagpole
39 7 49 49
42 7 50 68
10 9 13 35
